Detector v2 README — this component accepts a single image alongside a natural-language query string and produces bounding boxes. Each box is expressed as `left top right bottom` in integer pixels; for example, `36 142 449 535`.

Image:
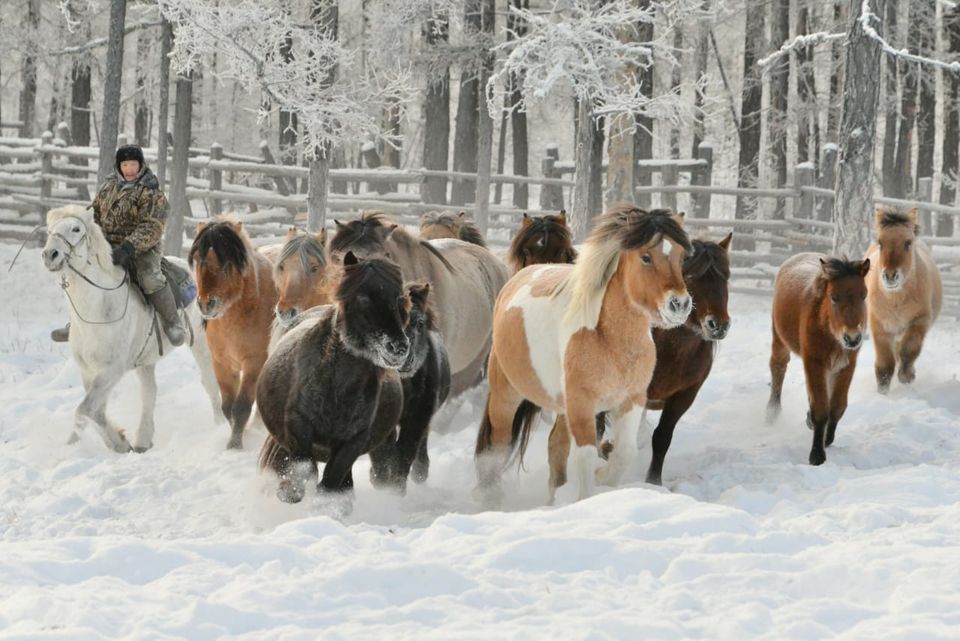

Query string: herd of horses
41 202 942 508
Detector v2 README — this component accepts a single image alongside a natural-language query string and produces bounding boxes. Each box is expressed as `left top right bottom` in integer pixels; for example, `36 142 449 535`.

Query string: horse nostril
706 317 719 331
843 332 862 348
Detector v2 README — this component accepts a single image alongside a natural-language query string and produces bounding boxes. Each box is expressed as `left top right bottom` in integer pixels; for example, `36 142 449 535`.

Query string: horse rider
51 144 186 346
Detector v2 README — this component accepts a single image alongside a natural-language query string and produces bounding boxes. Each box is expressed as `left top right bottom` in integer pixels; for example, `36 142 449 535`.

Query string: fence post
539 144 564 211
209 142 223 217
691 142 713 218
817 143 838 221
661 164 678 212
38 131 54 215
794 162 816 254
917 177 933 236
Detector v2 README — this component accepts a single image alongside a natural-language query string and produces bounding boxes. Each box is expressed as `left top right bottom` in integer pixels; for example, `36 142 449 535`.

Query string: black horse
257 252 409 503
369 282 451 491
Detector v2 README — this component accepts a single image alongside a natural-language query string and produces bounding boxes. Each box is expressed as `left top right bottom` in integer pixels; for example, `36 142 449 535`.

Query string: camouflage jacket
91 167 169 253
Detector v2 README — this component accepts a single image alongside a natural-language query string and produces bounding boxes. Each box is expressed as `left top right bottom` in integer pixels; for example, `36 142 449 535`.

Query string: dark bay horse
507 212 578 273
257 253 408 503
547 233 733 490
189 219 278 449
330 212 509 397
419 210 486 247
767 254 870 465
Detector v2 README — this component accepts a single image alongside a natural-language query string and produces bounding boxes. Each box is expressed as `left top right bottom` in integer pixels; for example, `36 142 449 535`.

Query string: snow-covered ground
3 239 960 640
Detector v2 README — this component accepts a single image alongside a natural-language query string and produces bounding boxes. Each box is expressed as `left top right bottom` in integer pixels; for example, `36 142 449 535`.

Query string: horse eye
904 241 912 250
878 242 883 250
831 295 838 303
277 265 284 273
641 254 652 265
311 265 319 273
73 226 80 232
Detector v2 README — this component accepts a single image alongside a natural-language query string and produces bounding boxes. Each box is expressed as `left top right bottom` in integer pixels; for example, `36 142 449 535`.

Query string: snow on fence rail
2 129 959 318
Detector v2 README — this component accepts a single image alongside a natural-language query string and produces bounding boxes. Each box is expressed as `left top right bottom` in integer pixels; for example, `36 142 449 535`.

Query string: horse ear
673 212 686 227
316 229 327 245
859 258 871 277
874 208 886 226
458 211 466 219
407 282 430 305
558 210 567 225
286 227 298 240
384 223 400 240
196 221 208 234
521 213 532 228
343 251 359 266
718 232 733 251
905 208 919 224
334 219 346 230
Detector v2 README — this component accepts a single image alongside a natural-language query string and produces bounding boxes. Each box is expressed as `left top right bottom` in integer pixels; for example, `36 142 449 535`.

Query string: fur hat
115 144 146 172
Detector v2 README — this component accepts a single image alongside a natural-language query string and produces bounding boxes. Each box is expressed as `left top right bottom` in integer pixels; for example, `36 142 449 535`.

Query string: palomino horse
547 234 733 492
330 212 510 397
507 212 577 273
273 228 340 325
419 211 487 247
865 208 943 392
42 205 222 452
189 218 278 449
257 253 408 503
767 254 870 465
475 206 693 504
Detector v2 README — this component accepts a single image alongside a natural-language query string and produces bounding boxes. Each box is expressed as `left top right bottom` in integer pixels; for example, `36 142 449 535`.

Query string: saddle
128 258 196 310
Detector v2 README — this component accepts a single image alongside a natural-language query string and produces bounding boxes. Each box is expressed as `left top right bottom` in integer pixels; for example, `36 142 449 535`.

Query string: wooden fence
1 128 959 318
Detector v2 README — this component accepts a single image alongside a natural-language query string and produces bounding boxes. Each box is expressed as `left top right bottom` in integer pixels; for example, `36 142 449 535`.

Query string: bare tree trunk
915 3 936 191
939 5 960 237
70 57 92 146
736 1 765 246
669 28 683 159
892 2 921 198
421 12 450 205
880 0 898 194
796 1 819 164
590 113 605 215
383 99 402 170
451 1 482 206
134 28 152 147
634 0 654 203
509 0 529 209
18 0 40 138
307 0 338 230
770 0 789 219
691 0 711 155
826 0 846 144
572 97 595 240
157 19 173 188
97 0 128 182
474 0 495 234
833 0 885 257
164 71 193 257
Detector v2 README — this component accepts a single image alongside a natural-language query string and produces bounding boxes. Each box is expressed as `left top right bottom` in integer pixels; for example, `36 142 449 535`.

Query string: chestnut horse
419 211 486 247
766 254 870 466
189 219 278 449
330 212 509 397
273 228 340 325
475 207 692 504
865 208 943 392
547 233 733 493
507 212 577 273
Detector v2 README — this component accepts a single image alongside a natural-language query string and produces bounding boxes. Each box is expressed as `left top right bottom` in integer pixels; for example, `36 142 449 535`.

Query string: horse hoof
132 445 152 454
645 473 663 486
277 481 305 503
898 369 915 385
765 402 781 425
599 440 614 461
66 432 80 445
226 437 243 450
809 450 826 466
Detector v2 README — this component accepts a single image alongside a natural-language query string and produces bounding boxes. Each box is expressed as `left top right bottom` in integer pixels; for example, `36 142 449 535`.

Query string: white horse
42 205 223 452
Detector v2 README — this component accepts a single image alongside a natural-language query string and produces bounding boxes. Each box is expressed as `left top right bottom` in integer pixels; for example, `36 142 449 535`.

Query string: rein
53 225 132 325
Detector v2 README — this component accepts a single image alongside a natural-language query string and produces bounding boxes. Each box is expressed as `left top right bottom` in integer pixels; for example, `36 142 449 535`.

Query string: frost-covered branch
486 0 704 131
159 0 413 157
758 31 845 69
860 0 960 74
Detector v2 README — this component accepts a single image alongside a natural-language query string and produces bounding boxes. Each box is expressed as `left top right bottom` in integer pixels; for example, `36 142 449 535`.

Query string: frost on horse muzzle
658 292 693 327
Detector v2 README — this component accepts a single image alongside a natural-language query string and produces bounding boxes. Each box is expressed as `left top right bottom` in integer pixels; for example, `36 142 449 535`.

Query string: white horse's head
43 206 112 273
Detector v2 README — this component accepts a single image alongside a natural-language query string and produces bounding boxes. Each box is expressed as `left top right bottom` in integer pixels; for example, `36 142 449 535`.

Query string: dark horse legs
321 429 371 492
646 386 700 486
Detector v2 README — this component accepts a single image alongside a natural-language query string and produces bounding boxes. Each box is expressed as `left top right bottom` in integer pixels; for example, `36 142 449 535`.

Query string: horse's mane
46 205 114 265
332 211 456 272
508 213 576 270
276 232 328 279
188 218 253 272
420 211 487 248
560 206 691 328
336 256 404 305
685 238 731 281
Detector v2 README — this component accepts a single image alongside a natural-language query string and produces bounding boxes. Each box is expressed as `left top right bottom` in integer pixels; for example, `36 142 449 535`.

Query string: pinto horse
189 219 278 449
547 233 733 493
273 228 340 325
865 208 943 393
766 254 870 466
419 210 487 247
330 212 509 397
257 253 408 503
474 207 693 504
507 212 578 273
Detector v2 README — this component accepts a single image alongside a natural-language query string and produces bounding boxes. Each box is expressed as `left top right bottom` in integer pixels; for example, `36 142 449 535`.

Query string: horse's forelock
278 233 327 278
820 257 864 282
685 239 731 281
509 215 573 265
336 257 404 304
189 221 250 271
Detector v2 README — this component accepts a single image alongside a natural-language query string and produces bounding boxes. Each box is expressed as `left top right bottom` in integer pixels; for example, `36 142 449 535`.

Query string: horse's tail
474 399 541 470
258 433 286 472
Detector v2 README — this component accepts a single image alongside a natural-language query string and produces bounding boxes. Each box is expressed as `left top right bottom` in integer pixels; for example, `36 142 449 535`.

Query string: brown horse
273 227 341 324
189 218 279 449
546 233 733 493
766 254 870 466
419 210 486 247
474 207 692 505
865 208 943 393
330 212 510 397
507 212 578 272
